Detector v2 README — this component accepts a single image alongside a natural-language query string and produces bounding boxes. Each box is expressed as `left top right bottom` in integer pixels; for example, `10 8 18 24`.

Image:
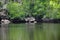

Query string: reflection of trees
1 18 10 40
26 23 35 40
1 24 8 40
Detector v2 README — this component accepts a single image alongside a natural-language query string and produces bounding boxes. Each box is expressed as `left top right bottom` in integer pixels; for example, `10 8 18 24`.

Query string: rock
25 17 37 23
1 19 10 24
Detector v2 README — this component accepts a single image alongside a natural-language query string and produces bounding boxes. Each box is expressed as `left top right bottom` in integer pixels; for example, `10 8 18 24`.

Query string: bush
0 2 2 8
7 2 26 20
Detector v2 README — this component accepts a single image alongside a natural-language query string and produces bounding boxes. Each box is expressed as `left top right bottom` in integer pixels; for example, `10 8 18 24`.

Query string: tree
7 2 25 20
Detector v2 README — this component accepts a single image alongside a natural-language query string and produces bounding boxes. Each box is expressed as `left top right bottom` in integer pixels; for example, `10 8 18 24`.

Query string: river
0 23 60 40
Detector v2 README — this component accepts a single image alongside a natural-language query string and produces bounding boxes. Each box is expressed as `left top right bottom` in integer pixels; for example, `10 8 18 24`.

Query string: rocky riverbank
11 18 60 23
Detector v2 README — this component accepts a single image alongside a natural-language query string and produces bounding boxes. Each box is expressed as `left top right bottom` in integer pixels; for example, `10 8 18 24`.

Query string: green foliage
49 0 60 19
7 0 30 19
22 0 30 16
0 2 1 5
0 2 2 7
7 2 26 19
7 0 60 20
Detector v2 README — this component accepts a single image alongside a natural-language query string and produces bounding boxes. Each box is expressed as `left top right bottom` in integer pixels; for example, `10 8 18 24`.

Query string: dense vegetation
0 2 2 8
6 0 60 20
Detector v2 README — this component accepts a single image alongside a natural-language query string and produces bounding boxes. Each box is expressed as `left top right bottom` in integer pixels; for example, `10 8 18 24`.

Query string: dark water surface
0 23 60 40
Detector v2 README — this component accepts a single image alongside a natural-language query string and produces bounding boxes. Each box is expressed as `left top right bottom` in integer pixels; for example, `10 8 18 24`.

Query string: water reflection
0 24 1 40
26 23 35 40
0 23 60 40
0 24 8 40
34 23 60 40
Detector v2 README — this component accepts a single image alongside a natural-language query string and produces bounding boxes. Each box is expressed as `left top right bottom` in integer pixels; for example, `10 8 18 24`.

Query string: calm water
0 23 60 40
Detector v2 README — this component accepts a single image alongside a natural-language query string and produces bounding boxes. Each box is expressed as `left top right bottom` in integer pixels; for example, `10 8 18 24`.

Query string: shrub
7 2 26 20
